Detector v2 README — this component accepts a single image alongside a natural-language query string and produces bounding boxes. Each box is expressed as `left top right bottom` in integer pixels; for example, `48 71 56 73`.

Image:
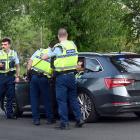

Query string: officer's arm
15 64 20 78
27 59 33 71
41 54 49 60
42 47 62 60
0 63 4 67
14 51 20 81
27 50 38 70
14 64 20 83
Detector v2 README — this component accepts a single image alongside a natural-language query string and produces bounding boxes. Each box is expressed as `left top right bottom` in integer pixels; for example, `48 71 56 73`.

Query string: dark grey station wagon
2 52 140 122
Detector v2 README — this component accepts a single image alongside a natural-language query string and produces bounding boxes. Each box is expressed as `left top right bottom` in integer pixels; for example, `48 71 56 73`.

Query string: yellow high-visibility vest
31 48 53 78
0 50 16 73
54 40 78 72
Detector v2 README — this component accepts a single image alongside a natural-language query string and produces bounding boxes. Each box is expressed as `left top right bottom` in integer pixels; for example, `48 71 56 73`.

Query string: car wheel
77 88 99 122
134 112 140 118
1 95 23 117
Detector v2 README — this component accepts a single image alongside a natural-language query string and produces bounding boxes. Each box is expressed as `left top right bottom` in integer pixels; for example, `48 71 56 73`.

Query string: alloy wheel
78 92 92 121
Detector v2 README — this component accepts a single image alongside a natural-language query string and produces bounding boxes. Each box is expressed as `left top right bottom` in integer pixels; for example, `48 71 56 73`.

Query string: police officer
0 37 20 119
42 28 84 129
27 47 54 125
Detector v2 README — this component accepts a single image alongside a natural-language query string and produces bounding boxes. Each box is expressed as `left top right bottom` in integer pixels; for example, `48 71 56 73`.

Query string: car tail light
104 78 134 89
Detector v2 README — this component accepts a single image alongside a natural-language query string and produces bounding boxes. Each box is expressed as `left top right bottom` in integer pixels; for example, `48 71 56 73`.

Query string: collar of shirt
0 49 13 54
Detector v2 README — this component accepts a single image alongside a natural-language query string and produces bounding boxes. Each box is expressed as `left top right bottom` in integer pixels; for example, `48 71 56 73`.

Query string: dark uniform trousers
30 74 53 121
0 73 15 117
56 72 82 125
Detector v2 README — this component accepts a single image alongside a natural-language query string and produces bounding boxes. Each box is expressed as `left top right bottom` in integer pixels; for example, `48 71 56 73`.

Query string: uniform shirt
30 50 40 60
0 49 19 64
48 47 62 58
31 48 51 62
48 40 76 58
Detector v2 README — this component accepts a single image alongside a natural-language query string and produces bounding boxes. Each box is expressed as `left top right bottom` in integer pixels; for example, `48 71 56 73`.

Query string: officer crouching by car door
0 37 20 119
42 28 84 130
27 47 54 125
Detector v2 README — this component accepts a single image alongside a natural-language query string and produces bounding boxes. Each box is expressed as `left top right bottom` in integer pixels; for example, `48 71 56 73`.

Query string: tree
6 15 52 74
30 0 128 52
0 0 22 31
121 0 140 52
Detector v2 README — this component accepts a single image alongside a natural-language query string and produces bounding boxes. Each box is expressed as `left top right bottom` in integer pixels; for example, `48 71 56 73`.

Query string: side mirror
85 65 102 72
94 65 102 72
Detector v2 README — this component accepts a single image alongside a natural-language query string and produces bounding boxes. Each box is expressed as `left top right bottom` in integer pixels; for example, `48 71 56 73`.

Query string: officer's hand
15 77 20 83
26 70 32 81
41 54 48 60
0 63 4 67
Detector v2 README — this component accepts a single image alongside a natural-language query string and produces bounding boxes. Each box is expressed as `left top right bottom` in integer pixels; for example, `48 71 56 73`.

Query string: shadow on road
20 112 140 124
98 113 140 123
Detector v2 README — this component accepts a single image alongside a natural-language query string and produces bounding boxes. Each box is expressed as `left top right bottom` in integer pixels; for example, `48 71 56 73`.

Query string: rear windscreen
111 55 140 73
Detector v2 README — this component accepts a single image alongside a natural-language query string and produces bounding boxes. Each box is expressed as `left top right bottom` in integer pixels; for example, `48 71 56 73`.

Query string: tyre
1 95 23 117
77 88 99 122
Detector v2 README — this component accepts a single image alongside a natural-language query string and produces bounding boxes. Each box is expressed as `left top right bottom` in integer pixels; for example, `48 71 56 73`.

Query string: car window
85 58 102 72
111 55 140 73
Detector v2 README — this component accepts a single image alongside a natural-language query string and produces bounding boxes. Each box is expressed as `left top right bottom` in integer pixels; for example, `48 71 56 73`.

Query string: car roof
78 52 139 58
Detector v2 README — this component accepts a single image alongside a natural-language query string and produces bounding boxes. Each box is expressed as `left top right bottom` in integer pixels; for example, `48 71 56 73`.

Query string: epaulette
52 43 63 51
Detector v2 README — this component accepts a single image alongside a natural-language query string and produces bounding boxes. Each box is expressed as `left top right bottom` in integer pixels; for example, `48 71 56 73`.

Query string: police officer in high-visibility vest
0 37 20 119
27 48 54 125
42 28 84 129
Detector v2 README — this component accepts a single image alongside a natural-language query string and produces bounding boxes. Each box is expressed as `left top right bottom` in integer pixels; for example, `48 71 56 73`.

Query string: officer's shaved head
58 28 68 38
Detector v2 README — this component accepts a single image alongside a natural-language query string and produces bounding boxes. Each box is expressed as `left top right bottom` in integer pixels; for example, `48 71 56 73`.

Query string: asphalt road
0 110 140 140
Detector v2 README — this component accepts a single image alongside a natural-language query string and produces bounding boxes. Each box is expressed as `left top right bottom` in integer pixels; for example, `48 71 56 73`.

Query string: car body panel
3 52 140 121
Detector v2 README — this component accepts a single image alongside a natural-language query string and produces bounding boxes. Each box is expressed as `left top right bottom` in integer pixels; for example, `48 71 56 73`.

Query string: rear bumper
99 102 140 115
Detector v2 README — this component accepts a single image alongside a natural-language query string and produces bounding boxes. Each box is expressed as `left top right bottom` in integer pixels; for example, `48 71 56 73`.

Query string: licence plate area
133 81 140 89
128 90 140 97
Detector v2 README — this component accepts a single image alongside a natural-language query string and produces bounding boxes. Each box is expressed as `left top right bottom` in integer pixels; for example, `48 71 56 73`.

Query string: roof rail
109 52 137 54
79 52 102 56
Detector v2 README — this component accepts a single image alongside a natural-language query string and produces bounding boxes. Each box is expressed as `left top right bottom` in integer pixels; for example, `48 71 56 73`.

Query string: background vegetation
0 0 140 74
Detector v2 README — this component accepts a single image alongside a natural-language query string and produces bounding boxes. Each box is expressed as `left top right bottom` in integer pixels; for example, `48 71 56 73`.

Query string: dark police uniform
30 48 54 125
0 49 19 118
51 40 83 128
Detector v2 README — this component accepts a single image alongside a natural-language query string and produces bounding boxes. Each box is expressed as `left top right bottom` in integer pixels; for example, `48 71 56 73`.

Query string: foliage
6 15 52 74
31 0 128 52
1 0 140 74
121 0 140 52
0 0 22 30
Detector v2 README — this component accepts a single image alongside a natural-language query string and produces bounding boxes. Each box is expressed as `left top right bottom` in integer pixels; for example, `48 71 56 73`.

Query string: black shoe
46 119 56 125
33 120 40 125
6 114 17 119
55 124 70 130
75 119 85 128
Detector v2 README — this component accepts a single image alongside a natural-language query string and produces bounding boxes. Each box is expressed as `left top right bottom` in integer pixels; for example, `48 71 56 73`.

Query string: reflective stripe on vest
54 40 78 72
0 50 16 73
56 53 78 58
31 48 53 78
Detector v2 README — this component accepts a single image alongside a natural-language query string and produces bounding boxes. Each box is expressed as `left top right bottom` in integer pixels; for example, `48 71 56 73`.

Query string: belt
32 70 47 77
55 70 76 76
0 71 15 76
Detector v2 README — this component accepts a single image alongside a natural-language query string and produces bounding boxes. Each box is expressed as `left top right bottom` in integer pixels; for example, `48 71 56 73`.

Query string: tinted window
111 55 140 73
85 58 102 72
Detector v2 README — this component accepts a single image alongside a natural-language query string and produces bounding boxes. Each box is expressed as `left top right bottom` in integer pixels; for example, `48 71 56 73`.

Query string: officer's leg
0 75 6 104
39 77 53 121
6 76 15 117
30 75 40 121
56 75 68 125
68 74 82 121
